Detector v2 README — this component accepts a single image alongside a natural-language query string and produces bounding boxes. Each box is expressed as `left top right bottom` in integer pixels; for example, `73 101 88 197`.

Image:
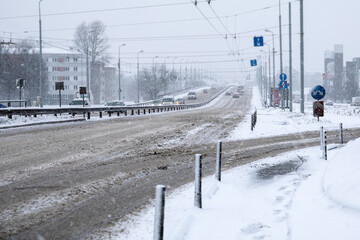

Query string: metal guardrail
0 87 229 120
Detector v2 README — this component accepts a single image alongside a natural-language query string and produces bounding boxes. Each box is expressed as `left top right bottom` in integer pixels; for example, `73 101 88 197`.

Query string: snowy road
1 87 360 239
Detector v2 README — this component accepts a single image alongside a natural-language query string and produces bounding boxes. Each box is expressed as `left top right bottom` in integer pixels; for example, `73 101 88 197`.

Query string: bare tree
73 21 109 62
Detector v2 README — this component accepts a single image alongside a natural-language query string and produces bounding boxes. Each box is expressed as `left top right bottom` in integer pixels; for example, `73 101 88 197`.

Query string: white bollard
194 154 202 209
154 185 166 240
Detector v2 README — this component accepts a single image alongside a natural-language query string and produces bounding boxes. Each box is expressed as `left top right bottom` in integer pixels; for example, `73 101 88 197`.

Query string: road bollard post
153 185 166 240
194 154 202 209
215 141 222 181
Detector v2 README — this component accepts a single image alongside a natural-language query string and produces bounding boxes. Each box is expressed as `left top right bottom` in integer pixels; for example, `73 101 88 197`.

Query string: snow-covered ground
1 88 360 239
98 88 360 240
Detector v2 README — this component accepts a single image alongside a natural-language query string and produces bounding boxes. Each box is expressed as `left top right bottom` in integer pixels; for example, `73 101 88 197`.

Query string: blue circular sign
311 85 326 100
280 73 287 81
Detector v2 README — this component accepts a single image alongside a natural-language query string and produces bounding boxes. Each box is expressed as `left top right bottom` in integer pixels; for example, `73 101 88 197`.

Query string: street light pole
260 50 268 106
137 50 144 103
300 0 305 114
118 44 126 101
39 0 44 106
266 29 276 107
265 43 271 106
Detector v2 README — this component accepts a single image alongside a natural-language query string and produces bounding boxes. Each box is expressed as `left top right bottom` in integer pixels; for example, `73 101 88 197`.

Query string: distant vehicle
325 101 333 106
351 97 360 106
187 91 197 100
175 98 185 105
232 93 240 98
162 96 175 105
151 99 162 106
69 98 90 106
105 100 125 106
225 91 232 96
237 86 245 95
0 103 7 108
211 85 216 90
203 89 208 93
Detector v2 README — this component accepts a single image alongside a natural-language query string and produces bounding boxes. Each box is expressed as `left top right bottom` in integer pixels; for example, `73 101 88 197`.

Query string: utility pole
118 44 126 101
279 0 285 110
39 0 44 107
289 2 293 112
137 50 143 103
300 0 305 113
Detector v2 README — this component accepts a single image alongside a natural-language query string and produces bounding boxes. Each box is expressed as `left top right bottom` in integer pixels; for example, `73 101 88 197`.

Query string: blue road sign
250 59 257 66
280 73 287 81
311 85 326 100
253 36 264 47
279 80 288 89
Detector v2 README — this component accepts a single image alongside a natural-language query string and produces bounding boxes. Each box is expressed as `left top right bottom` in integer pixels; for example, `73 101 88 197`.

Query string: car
69 98 90 106
232 93 240 98
0 103 7 108
151 99 162 106
203 89 208 93
162 96 175 105
211 85 216 90
175 98 185 105
105 100 125 106
325 101 333 106
225 91 232 96
187 91 197 100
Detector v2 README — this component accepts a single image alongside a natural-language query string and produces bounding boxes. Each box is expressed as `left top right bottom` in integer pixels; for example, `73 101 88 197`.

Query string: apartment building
42 48 86 105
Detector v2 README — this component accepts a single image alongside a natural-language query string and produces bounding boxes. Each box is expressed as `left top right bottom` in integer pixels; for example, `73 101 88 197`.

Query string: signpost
16 78 25 107
79 87 87 107
250 59 257 66
55 82 64 107
253 36 264 47
311 85 326 121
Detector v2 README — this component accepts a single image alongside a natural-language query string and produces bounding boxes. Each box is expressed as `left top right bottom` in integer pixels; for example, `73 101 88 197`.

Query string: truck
351 97 360 106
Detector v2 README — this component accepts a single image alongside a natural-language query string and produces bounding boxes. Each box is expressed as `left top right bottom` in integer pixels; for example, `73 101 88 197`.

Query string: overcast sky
1 0 360 83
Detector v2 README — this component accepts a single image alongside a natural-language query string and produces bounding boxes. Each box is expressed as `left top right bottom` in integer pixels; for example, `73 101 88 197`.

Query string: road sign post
250 59 257 66
55 82 64 107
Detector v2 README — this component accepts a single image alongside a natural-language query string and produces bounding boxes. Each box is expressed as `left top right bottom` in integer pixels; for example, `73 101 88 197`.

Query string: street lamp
264 43 271 106
260 50 267 105
265 29 276 107
137 50 144 103
39 0 44 106
118 43 126 101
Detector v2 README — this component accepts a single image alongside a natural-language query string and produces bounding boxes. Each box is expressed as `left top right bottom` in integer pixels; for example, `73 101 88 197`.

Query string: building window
65 85 69 90
65 57 70 62
73 57 78 62
74 67 78 72
52 58 58 62
74 76 78 80
73 85 78 90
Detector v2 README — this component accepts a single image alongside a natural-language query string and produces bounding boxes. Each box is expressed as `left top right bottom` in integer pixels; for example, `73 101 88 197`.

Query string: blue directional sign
253 36 264 47
279 80 288 89
279 73 287 81
311 85 326 100
250 59 257 66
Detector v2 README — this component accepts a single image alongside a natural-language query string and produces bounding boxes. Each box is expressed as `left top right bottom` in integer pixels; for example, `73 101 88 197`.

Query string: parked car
203 88 208 93
105 100 125 106
69 98 90 106
175 98 185 105
187 91 197 100
0 103 7 108
162 96 175 105
232 93 240 98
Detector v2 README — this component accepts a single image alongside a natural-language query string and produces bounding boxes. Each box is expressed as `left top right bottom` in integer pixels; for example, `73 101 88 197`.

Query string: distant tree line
0 40 47 102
